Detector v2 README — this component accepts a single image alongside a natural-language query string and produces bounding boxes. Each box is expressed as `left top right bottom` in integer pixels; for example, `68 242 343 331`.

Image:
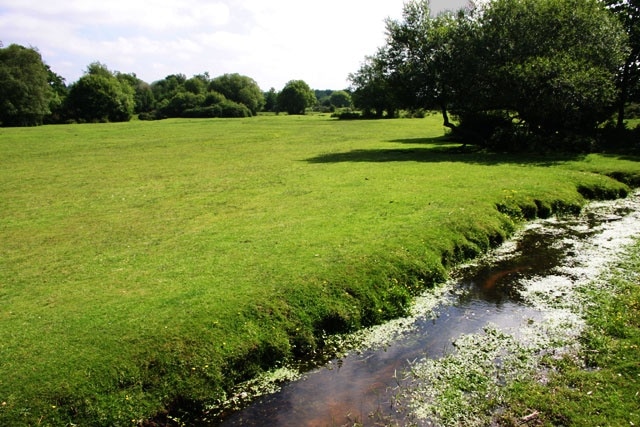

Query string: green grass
500 239 640 427
0 113 638 425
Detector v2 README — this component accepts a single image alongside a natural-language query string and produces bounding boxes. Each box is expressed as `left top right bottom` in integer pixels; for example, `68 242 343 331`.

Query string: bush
399 109 427 119
217 100 252 118
333 109 362 120
182 101 252 118
182 106 220 118
138 111 159 121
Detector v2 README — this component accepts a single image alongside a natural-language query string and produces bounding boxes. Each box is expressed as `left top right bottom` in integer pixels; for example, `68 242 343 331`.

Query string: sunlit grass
0 113 638 425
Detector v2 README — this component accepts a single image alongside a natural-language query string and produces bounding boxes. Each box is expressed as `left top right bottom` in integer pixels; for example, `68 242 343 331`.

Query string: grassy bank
499 238 640 426
0 113 638 425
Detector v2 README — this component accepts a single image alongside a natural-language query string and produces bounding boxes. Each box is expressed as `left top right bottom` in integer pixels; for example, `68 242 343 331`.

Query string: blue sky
1 0 470 90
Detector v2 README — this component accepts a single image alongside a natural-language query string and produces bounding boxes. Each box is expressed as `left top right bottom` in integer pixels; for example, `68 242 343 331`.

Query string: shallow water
216 193 640 426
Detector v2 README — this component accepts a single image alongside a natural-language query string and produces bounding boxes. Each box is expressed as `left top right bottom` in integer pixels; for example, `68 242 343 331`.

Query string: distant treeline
0 46 353 126
2 0 640 153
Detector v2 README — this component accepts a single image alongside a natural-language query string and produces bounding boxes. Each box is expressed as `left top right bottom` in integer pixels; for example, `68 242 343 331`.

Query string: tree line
0 46 353 126
348 0 640 150
3 0 640 153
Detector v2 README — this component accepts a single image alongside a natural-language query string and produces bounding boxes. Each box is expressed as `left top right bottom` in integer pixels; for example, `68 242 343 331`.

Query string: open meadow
1 113 639 425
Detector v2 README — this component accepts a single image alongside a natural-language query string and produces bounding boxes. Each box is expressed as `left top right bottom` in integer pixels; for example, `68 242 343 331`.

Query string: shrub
334 109 362 120
181 101 252 118
217 100 252 118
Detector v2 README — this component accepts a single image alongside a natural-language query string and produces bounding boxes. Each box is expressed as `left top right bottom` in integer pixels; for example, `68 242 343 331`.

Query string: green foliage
182 100 252 118
65 63 135 123
0 114 637 425
277 80 316 115
263 87 278 112
145 73 264 119
349 52 398 118
365 0 628 149
605 0 640 127
478 0 626 135
0 44 54 126
184 74 208 95
151 73 186 101
115 72 154 114
208 73 264 115
329 90 352 108
160 91 205 117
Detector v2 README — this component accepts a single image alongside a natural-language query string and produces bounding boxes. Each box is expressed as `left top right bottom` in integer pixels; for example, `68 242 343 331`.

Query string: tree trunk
441 105 457 130
617 60 631 130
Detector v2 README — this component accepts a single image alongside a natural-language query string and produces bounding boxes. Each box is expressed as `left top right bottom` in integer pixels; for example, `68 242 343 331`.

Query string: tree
116 72 155 113
151 74 187 104
65 63 135 122
208 73 264 115
476 0 627 134
604 0 640 128
264 87 278 112
349 52 397 117
160 91 204 117
329 91 352 108
374 2 480 125
184 74 209 95
277 80 316 115
374 0 627 147
0 44 54 126
45 65 68 124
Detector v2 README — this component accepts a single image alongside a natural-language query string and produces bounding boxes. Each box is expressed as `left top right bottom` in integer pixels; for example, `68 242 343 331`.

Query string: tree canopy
0 44 54 126
277 80 317 115
351 0 630 149
65 63 135 123
4 0 637 134
329 90 352 109
605 0 640 128
208 73 265 115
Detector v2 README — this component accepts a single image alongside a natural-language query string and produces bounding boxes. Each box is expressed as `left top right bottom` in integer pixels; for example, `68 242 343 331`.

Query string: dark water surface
216 197 637 426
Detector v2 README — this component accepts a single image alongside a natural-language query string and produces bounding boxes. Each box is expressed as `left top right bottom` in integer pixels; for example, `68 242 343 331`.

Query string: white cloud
0 0 469 89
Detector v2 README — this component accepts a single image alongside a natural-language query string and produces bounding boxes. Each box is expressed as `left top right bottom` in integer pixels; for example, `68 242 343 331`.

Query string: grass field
1 113 639 425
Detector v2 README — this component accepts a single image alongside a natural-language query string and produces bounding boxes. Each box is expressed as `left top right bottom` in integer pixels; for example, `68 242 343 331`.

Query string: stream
214 191 640 426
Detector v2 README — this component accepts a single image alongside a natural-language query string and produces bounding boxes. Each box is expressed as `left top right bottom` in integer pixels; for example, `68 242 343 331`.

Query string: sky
0 0 470 90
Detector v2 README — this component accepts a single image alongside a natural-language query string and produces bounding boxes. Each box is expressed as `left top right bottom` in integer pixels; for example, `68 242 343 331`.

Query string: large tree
0 44 54 126
375 0 627 146
65 63 135 122
604 0 640 128
264 87 278 112
116 72 155 114
380 3 477 126
208 73 265 115
329 90 352 108
477 0 627 134
349 52 398 117
277 80 316 115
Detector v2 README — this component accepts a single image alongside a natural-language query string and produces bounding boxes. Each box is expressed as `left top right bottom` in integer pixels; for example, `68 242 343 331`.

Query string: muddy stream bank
211 191 640 426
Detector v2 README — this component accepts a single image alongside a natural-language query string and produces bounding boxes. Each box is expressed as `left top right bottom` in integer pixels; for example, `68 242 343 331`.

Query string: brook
215 192 640 426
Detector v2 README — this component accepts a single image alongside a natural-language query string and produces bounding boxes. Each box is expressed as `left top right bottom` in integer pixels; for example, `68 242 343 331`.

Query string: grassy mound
0 114 637 425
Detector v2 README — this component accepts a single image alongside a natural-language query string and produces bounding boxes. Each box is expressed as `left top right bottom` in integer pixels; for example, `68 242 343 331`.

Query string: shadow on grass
305 137 582 166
